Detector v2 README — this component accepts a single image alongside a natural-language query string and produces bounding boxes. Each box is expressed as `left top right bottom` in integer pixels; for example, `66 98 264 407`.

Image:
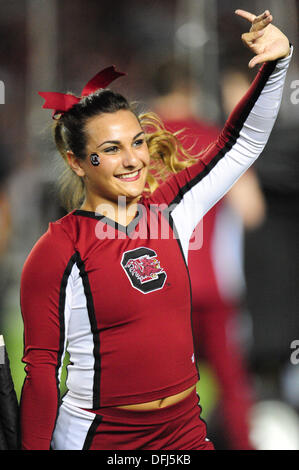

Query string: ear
66 150 85 177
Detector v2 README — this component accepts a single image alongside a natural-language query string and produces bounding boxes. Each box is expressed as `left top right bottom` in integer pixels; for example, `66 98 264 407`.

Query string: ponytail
52 120 85 212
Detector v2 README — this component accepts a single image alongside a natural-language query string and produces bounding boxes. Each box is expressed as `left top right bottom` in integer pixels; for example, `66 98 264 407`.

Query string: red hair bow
38 65 126 119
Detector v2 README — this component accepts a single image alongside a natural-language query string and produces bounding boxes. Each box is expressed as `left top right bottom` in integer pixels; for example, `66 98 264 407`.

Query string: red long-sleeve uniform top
20 53 291 450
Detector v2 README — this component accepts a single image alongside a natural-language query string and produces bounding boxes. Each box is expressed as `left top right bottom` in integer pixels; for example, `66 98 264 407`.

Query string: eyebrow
97 131 145 148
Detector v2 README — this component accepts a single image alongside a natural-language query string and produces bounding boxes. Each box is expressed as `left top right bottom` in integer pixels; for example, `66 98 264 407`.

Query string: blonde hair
53 118 86 213
139 111 197 193
53 92 200 212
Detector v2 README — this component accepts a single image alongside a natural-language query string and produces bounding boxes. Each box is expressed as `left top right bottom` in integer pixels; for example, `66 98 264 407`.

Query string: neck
80 196 139 226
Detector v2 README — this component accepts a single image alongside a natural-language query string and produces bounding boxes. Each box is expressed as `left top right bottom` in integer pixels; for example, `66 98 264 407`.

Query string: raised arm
150 10 292 262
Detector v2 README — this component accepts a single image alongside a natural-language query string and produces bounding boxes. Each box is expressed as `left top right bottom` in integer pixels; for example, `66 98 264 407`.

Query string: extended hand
235 9 290 68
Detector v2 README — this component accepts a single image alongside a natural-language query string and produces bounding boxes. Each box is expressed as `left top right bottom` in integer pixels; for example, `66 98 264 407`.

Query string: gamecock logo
121 247 167 294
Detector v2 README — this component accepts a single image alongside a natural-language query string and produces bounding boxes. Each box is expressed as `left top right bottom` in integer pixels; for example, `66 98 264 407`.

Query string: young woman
20 10 292 450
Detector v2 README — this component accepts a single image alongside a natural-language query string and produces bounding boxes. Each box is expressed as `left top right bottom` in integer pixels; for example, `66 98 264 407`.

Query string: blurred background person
0 145 13 333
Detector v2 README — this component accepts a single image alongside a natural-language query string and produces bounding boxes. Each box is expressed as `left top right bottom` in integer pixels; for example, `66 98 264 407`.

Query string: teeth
117 170 139 179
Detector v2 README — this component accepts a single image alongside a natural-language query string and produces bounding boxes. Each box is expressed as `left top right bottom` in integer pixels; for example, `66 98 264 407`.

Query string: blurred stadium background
0 0 298 450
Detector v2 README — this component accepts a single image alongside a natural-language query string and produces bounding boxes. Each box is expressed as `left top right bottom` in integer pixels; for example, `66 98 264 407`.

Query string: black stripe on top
73 204 144 236
82 415 103 450
75 251 101 409
169 60 277 209
51 252 78 445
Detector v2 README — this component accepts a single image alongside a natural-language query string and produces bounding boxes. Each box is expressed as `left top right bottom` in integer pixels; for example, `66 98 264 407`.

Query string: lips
115 169 142 181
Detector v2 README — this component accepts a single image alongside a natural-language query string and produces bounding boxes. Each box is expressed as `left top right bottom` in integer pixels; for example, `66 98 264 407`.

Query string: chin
125 183 146 200
125 192 143 203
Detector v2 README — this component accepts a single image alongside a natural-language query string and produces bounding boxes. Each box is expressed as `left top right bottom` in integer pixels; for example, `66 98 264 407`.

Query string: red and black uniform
20 53 291 450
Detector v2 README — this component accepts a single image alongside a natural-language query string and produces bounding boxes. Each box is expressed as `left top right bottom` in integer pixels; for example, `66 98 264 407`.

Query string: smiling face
69 109 150 212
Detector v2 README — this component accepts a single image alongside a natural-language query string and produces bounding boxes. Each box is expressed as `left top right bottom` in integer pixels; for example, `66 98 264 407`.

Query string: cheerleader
20 10 292 450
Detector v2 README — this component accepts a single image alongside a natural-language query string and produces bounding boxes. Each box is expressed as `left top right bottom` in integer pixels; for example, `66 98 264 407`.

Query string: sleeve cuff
277 43 294 67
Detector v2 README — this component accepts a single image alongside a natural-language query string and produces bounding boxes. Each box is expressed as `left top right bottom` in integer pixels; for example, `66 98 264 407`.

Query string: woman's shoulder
48 210 78 241
21 212 80 287
26 211 78 262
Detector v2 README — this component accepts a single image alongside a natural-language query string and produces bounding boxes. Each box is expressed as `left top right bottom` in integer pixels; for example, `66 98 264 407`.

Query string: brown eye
103 146 119 153
133 139 144 147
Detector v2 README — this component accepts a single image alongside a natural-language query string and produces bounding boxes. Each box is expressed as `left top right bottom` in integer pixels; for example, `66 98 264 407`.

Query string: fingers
242 29 265 45
253 10 271 23
236 9 290 67
251 11 273 31
235 9 273 30
248 53 268 69
235 9 256 22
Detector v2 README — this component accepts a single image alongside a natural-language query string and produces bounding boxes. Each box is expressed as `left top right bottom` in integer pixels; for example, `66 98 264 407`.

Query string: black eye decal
90 153 100 166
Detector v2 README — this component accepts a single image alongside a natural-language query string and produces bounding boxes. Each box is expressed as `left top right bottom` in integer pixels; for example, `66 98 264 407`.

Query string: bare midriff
116 384 196 410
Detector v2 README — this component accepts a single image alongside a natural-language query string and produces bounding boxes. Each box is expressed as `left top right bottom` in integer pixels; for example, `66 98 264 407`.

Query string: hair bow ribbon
38 66 126 118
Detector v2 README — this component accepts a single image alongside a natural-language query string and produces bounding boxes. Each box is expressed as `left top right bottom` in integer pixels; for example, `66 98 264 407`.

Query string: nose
122 148 139 168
